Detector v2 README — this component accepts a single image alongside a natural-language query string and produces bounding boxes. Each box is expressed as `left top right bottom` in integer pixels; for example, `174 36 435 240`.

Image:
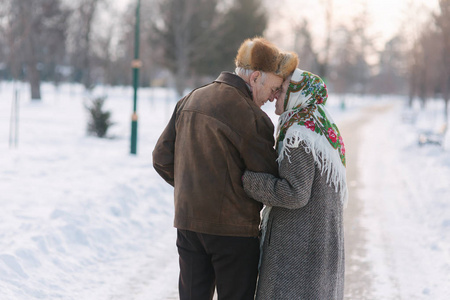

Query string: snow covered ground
0 82 179 299
357 99 450 299
0 81 449 299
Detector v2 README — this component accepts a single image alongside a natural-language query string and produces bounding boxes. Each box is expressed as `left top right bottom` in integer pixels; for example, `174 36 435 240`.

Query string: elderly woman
242 68 348 299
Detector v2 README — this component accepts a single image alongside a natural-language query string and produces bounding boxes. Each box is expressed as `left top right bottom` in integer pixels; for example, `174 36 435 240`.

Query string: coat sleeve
152 104 178 187
242 146 315 209
239 115 279 177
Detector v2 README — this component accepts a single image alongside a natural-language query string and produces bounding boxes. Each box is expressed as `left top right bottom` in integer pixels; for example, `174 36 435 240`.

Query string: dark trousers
176 229 260 300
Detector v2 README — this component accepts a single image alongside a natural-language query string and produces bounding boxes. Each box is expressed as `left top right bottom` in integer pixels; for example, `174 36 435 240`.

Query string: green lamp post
130 0 141 155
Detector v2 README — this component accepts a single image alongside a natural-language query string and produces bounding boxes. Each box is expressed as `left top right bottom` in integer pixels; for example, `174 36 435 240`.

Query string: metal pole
130 0 141 154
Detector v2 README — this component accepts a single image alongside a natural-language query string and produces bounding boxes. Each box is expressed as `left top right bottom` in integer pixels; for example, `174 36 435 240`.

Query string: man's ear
249 71 261 87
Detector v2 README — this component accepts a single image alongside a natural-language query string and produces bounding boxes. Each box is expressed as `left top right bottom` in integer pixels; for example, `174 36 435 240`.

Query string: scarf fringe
278 125 348 205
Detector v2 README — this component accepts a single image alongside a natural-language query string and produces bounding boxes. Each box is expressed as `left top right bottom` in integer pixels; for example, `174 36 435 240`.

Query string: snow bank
0 82 178 299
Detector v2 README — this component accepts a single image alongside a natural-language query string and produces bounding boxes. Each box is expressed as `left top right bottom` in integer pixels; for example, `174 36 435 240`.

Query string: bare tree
67 0 103 90
407 18 442 108
3 0 69 100
370 35 408 95
317 0 333 81
436 0 450 122
407 37 422 107
209 0 267 75
153 0 267 96
402 1 440 107
0 2 11 79
0 1 19 80
152 0 222 95
419 25 442 105
351 7 374 95
327 3 374 96
330 25 359 94
109 9 135 86
292 19 318 73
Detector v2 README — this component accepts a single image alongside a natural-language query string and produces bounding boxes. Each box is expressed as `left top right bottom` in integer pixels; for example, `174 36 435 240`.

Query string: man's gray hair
235 67 267 84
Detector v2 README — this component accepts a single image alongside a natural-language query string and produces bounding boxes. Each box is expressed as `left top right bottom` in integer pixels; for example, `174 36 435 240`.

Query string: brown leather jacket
152 72 278 237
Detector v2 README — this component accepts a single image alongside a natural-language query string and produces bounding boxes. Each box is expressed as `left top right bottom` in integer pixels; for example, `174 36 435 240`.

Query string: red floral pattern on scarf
278 71 346 166
328 128 337 143
305 120 315 131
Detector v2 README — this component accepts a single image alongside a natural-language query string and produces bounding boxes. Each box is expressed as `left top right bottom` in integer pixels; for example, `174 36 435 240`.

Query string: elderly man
153 37 298 300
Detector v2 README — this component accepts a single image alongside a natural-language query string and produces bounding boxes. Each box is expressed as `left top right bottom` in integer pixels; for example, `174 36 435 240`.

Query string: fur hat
235 37 298 80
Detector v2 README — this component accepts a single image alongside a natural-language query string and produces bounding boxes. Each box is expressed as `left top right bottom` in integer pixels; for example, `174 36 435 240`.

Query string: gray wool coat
243 145 345 300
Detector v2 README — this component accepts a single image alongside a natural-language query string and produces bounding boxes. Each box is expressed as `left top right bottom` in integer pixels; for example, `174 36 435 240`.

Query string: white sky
266 0 440 50
115 0 440 51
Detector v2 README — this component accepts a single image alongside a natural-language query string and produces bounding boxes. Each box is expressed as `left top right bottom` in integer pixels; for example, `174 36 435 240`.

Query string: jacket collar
214 72 252 99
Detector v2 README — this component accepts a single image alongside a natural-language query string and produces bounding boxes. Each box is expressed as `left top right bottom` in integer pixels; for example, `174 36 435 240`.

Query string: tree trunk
319 0 333 81
29 64 41 100
79 0 100 91
174 57 188 97
173 1 192 97
27 36 41 100
443 76 449 127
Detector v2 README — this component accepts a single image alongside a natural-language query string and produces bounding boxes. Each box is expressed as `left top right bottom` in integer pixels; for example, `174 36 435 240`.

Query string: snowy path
343 103 450 299
341 105 382 299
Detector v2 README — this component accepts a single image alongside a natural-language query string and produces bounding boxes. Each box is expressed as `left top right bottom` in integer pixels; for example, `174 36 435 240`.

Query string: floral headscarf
276 68 347 203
